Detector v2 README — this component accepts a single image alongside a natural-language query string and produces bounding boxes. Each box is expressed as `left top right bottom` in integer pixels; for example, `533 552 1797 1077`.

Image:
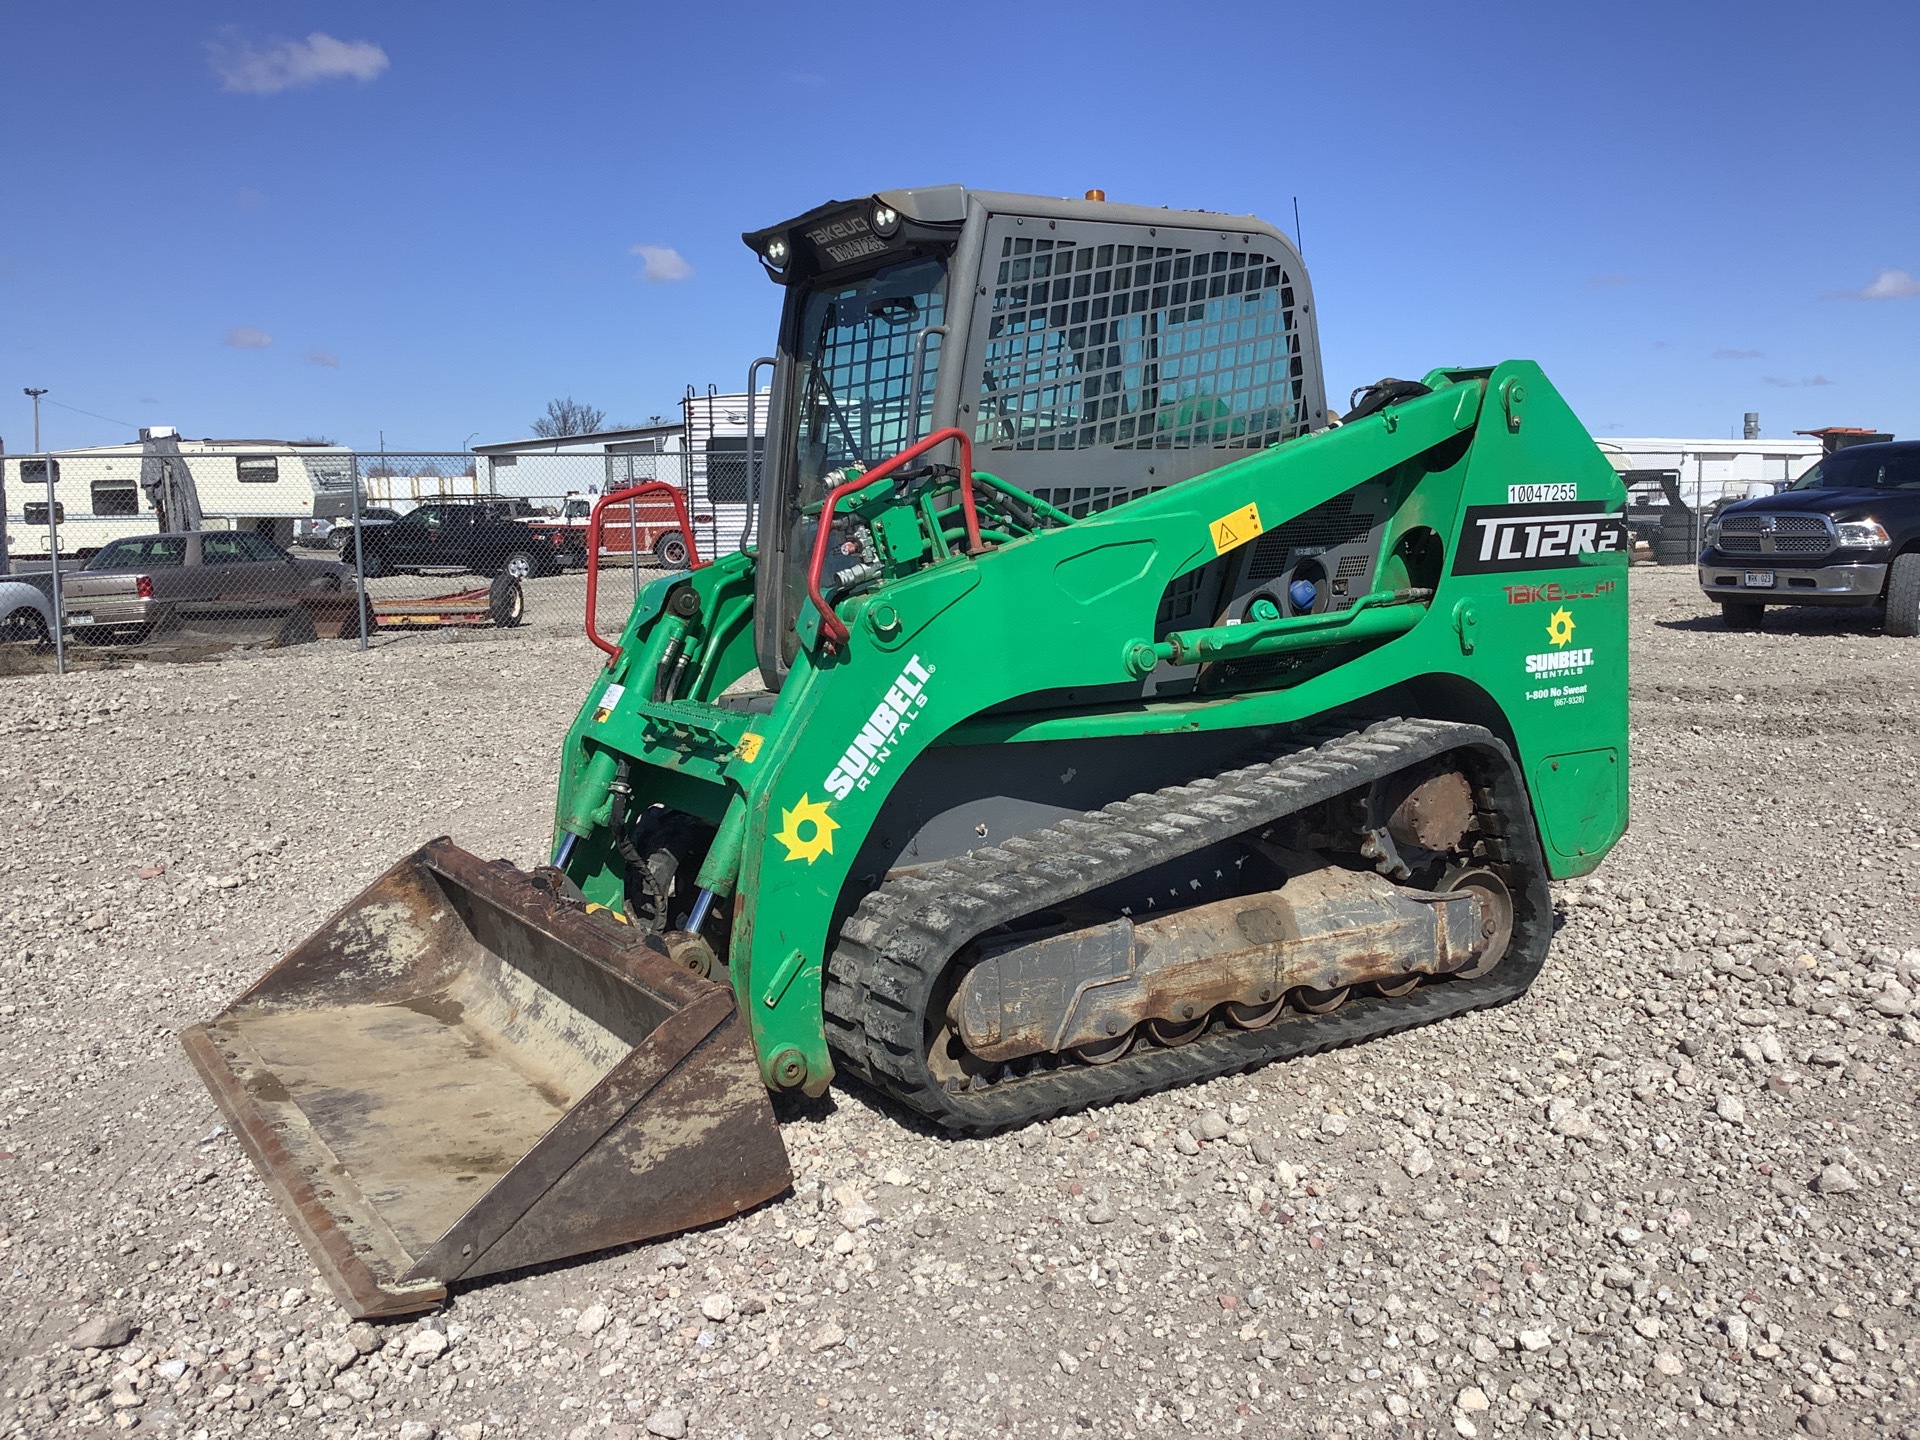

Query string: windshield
88 535 187 570
790 254 948 510
1790 447 1920 491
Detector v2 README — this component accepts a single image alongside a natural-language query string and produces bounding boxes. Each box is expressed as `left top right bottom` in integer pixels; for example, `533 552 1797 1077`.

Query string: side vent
1234 483 1387 614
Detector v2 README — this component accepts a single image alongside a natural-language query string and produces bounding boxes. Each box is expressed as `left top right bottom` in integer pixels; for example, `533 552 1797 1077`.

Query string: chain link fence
0 444 729 676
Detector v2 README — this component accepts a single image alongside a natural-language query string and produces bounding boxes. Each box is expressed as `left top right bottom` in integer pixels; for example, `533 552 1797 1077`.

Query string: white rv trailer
1 428 351 561
679 388 771 560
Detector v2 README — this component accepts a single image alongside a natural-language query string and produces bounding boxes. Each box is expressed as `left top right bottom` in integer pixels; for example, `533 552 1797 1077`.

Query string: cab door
414 504 471 566
384 506 440 565
199 531 280 608
234 531 313 603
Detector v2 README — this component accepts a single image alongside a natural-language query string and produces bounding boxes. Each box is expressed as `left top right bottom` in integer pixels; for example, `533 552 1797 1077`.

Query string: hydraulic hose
652 633 686 703
608 761 645 868
607 760 671 929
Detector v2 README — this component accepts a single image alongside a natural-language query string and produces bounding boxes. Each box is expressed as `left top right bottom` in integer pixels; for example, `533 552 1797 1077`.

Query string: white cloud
631 245 694 283
1762 374 1833 388
1861 269 1920 300
1712 348 1763 360
1821 268 1920 302
208 30 389 95
307 346 341 369
227 326 273 350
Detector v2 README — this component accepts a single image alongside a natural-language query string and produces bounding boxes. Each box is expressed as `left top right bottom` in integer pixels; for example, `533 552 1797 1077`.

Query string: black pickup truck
339 499 569 580
1698 440 1920 634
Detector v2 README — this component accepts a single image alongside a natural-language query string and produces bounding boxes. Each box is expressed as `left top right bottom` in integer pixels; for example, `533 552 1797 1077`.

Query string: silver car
61 531 358 642
0 579 54 645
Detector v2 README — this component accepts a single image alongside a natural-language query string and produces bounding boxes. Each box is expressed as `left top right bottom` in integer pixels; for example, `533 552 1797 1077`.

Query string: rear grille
1717 513 1832 558
1244 489 1380 582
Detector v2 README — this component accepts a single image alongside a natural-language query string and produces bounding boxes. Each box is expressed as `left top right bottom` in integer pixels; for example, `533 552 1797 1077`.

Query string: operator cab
742 186 1329 687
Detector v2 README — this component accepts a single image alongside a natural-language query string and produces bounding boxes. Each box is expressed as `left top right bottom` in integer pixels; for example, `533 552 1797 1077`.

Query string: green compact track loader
186 187 1629 1316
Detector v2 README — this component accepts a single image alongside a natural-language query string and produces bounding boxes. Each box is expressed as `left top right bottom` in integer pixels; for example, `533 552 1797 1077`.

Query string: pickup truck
59 530 362 643
1698 440 1920 634
340 499 569 579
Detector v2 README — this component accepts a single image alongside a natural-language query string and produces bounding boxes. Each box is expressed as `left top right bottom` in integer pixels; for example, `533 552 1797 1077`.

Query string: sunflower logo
1545 607 1576 648
775 794 839 865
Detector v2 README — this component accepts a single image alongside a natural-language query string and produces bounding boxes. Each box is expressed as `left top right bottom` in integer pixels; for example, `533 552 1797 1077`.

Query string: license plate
1743 571 1775 589
65 612 93 626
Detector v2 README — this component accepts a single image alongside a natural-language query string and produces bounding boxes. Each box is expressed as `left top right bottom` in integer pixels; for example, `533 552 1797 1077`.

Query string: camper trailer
1 429 351 562
680 386 767 559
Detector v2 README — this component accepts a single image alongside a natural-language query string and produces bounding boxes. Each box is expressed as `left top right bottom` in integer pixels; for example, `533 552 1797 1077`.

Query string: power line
40 396 140 431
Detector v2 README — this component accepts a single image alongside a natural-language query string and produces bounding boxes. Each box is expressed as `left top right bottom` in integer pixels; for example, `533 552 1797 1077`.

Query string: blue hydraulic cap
1288 579 1319 610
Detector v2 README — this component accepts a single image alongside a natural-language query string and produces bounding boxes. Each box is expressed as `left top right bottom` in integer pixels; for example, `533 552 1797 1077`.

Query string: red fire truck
545 491 693 570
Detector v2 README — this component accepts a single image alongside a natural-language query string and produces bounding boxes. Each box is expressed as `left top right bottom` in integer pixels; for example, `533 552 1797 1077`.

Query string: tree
532 397 607 438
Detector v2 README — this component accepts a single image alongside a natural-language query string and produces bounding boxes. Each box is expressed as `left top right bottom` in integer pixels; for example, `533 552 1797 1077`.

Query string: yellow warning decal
1209 502 1263 555
736 732 764 763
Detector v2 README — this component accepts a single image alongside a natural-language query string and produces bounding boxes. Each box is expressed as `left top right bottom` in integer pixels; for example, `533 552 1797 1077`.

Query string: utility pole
24 386 64 673
23 388 47 452
463 432 484 497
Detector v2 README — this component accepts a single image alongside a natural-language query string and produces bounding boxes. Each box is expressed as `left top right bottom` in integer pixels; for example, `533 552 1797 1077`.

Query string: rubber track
823 717 1555 1133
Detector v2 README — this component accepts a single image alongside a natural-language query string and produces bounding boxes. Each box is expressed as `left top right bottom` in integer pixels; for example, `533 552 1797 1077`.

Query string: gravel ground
1 564 1917 1440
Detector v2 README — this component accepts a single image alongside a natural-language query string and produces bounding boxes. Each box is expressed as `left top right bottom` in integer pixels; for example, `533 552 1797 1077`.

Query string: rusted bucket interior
234 868 665 1249
184 841 790 1317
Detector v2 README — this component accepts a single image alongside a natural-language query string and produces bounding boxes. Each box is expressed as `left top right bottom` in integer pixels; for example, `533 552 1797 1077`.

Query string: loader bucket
180 839 792 1318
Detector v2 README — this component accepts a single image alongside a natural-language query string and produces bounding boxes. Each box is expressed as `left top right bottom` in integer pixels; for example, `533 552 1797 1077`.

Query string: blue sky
4 1 1917 453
